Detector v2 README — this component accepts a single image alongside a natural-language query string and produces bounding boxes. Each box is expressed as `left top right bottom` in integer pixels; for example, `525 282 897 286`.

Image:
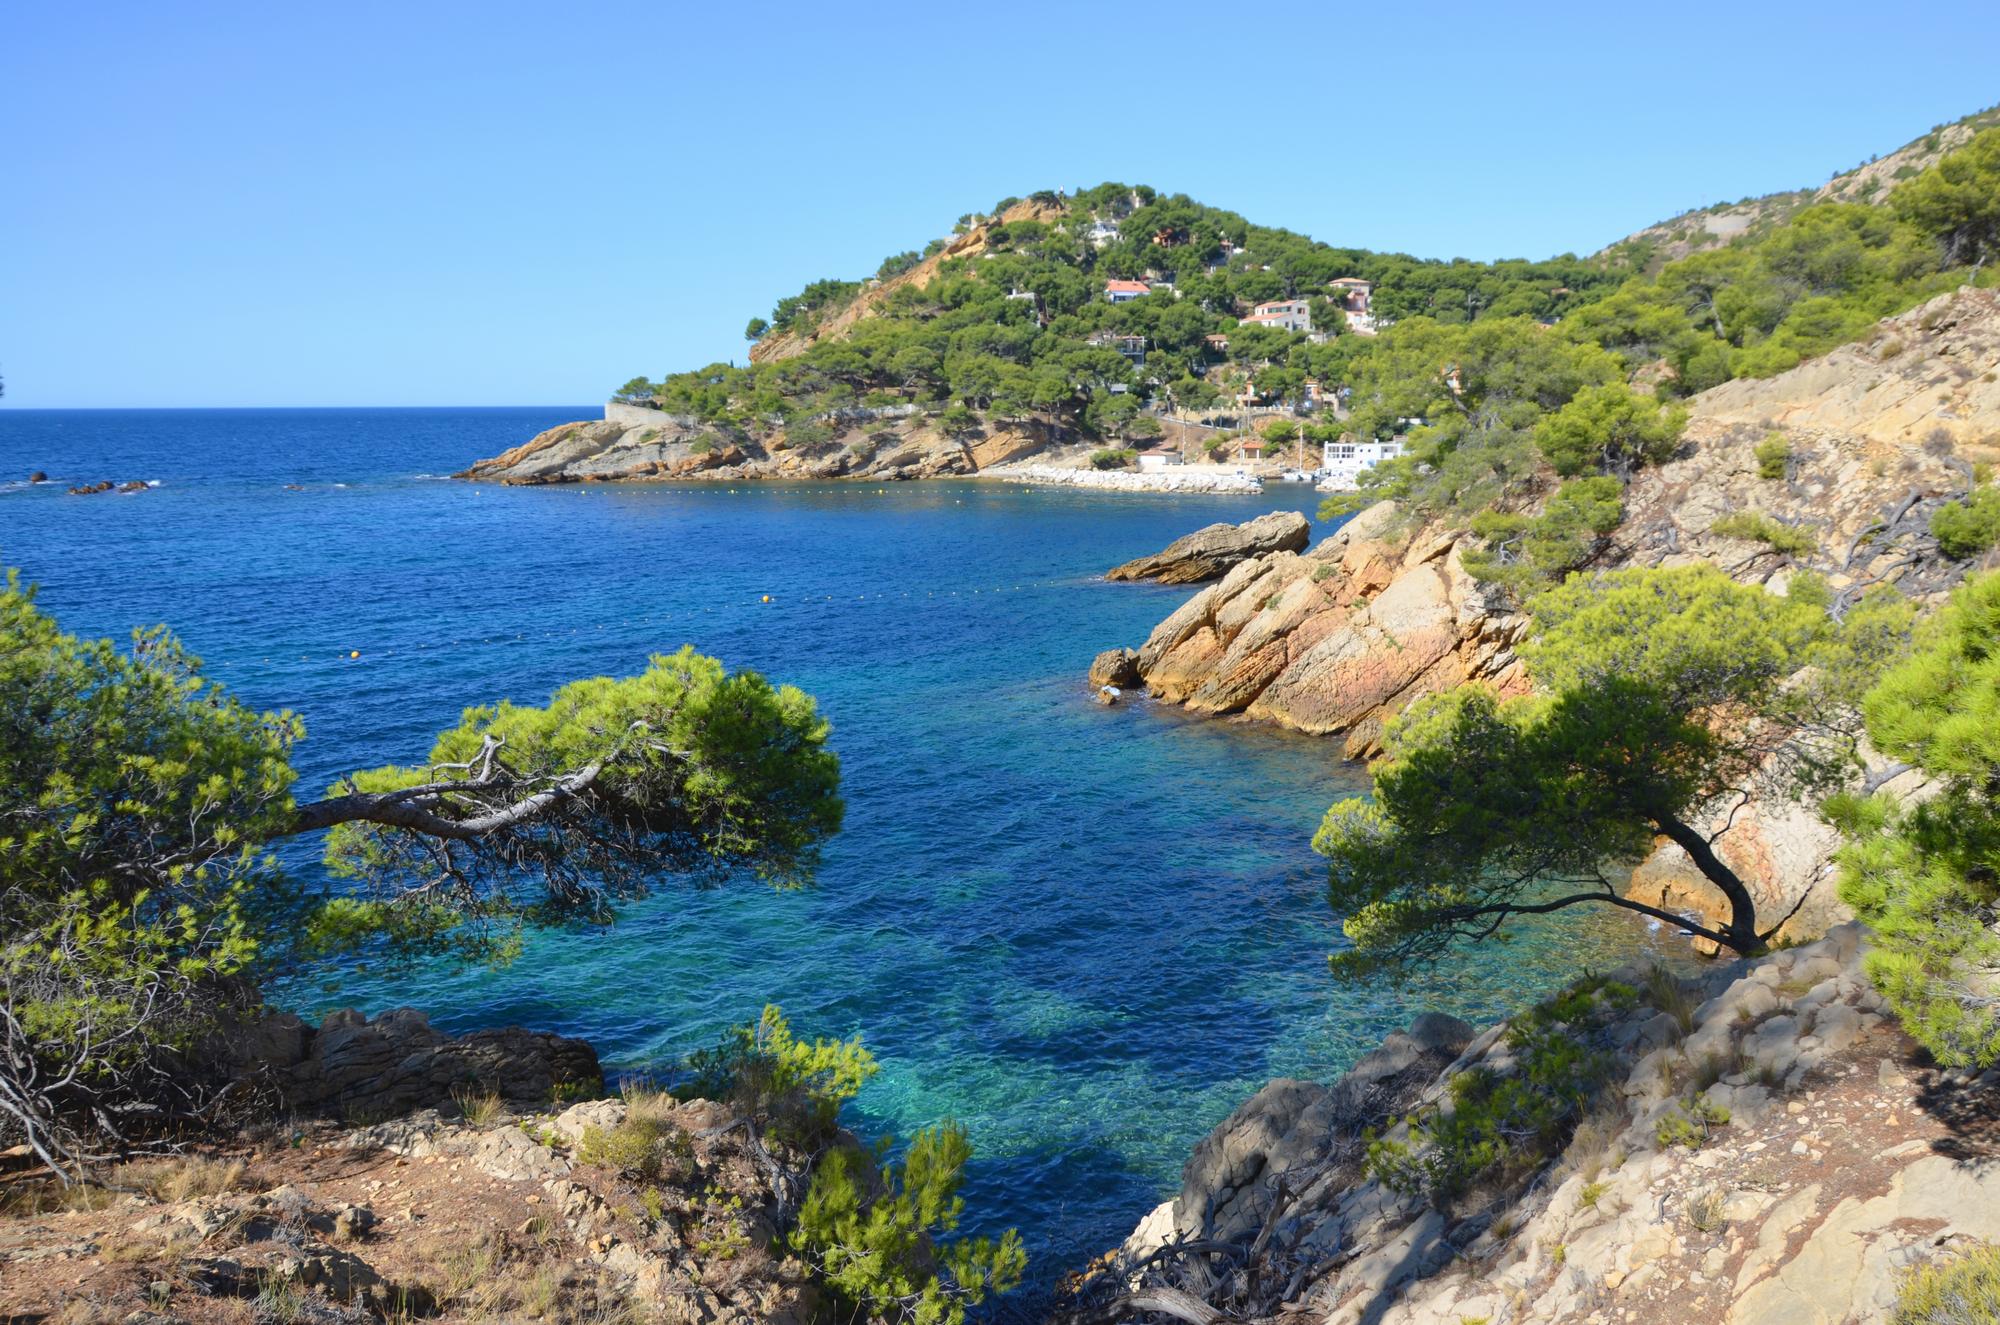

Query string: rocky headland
1073 924 2000 1325
1099 286 2000 945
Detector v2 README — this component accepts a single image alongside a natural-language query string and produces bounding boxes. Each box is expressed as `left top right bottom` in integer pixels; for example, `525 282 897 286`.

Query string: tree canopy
0 573 842 1175
1316 565 1911 975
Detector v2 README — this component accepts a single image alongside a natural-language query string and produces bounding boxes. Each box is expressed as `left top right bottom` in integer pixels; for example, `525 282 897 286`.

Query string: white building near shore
1318 438 1406 491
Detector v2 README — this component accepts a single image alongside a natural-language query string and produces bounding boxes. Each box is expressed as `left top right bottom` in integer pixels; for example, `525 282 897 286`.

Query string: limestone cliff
1079 925 2000 1325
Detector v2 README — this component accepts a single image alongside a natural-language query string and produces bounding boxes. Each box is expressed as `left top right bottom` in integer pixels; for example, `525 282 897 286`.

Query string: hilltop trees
0 573 842 1176
1892 127 2000 271
1317 566 1910 973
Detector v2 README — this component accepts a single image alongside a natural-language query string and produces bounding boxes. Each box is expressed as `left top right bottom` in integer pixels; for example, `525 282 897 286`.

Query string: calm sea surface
0 407 1666 1278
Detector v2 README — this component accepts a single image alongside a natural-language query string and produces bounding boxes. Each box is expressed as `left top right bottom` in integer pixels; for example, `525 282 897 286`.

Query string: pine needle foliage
1833 574 2000 1067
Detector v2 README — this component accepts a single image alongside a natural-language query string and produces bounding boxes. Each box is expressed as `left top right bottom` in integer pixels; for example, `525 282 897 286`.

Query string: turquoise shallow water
0 407 1669 1279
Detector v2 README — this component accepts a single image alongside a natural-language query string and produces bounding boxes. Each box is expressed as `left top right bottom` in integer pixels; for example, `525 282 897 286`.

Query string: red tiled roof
1105 279 1150 294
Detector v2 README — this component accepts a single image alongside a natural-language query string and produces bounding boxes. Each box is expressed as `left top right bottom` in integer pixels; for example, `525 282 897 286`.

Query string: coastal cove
0 407 1671 1278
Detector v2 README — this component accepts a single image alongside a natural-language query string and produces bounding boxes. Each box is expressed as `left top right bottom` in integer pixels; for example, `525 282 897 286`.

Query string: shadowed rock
1089 647 1141 688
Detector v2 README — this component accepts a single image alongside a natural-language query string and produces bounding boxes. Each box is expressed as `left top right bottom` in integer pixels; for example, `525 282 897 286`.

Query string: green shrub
786 420 835 449
796 1123 1026 1325
1654 1095 1730 1149
578 1114 692 1181
1754 433 1793 480
1710 512 1816 557
1931 487 2000 560
937 404 980 436
1463 477 1625 596
1089 448 1137 471
1892 1242 2000 1325
1834 574 2000 1068
678 1004 878 1143
1364 978 1632 1205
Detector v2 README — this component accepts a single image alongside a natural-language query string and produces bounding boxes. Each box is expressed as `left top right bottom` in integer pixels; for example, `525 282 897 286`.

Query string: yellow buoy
349 649 360 659
761 594 772 603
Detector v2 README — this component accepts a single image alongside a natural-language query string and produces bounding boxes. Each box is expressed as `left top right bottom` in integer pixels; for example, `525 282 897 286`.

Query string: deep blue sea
0 407 1666 1279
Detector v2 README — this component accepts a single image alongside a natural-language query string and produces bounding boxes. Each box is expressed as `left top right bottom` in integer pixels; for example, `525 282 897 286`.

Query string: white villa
1318 437 1406 491
1137 446 1185 472
1242 298 1311 333
1105 279 1150 304
1087 219 1122 247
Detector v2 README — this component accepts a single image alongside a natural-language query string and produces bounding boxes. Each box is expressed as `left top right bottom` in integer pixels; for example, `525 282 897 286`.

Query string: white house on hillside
1242 298 1311 333
1087 219 1122 248
1105 279 1150 304
1318 437 1406 491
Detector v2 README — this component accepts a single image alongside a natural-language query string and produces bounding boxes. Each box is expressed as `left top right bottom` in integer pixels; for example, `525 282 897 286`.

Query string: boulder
223 1007 602 1119
1106 511 1311 584
1088 647 1142 688
1173 1013 1473 1243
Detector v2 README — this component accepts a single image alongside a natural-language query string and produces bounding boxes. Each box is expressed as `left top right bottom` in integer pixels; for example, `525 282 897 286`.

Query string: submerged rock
1105 510 1311 584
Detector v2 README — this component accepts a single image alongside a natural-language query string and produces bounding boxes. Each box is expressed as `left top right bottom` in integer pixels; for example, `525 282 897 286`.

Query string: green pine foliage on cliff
1366 978 1633 1207
1318 565 1913 971
1567 127 2000 392
1931 485 2000 560
604 124 1998 515
0 571 843 1176
1831 573 2000 1068
797 1123 1028 1325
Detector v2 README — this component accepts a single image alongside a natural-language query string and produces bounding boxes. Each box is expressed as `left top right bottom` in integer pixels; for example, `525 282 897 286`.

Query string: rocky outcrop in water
1126 502 1530 759
1081 924 2000 1325
1106 511 1311 584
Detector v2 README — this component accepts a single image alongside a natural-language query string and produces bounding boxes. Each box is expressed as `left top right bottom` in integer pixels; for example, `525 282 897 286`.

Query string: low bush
1710 511 1816 557
1754 433 1793 480
1654 1095 1730 1149
1089 448 1137 471
1365 977 1633 1206
1931 487 2000 560
677 1004 878 1144
1893 1242 2000 1324
578 1114 692 1182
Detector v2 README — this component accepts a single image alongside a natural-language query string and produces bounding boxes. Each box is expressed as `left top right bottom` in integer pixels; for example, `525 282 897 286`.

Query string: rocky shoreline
1071 924 2000 1325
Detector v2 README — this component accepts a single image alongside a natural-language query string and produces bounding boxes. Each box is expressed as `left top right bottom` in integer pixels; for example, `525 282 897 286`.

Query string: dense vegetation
604 126 1997 542
613 184 1628 444
2 572 1029 1316
0 571 841 1175
1833 573 2000 1068
1317 564 1914 968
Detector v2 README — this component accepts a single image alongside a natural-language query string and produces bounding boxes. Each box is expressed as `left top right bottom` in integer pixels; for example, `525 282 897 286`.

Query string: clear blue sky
4 2 1995 408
